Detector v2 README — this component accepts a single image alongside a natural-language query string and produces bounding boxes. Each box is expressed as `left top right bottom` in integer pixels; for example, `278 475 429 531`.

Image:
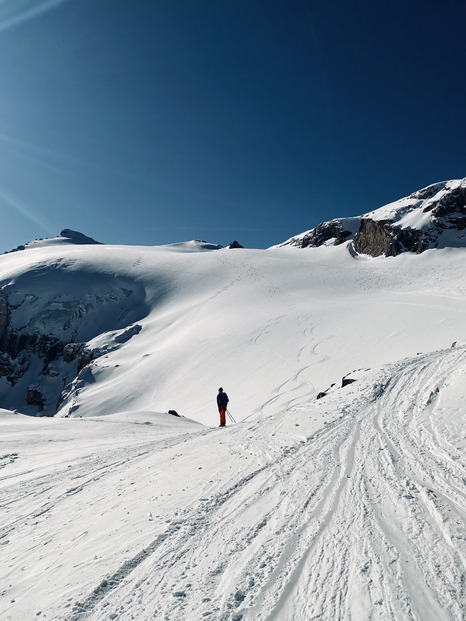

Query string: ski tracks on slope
72 347 466 621
216 252 324 418
0 434 195 546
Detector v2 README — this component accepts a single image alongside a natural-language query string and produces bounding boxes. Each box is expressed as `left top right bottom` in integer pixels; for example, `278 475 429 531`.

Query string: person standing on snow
217 387 229 427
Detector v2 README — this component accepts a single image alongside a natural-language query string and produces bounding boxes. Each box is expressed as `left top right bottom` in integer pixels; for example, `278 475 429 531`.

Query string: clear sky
1 0 465 252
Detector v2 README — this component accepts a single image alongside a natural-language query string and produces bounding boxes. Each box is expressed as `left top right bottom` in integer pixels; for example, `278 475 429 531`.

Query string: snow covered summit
279 177 466 256
5 229 102 253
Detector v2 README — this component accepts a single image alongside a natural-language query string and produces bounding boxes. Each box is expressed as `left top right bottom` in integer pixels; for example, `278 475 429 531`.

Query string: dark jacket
217 392 229 408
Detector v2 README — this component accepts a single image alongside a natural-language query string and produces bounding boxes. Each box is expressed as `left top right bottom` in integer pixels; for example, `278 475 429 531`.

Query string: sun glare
0 186 55 236
0 0 70 32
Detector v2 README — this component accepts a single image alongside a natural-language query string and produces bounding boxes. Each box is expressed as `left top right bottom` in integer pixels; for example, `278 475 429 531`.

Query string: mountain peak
59 230 102 245
279 177 466 256
4 230 102 254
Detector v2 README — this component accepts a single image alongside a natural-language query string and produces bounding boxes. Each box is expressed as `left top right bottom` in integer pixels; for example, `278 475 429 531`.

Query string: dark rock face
396 227 431 253
408 182 445 201
0 269 146 416
300 221 354 248
60 230 102 245
26 386 45 407
62 342 105 373
353 220 397 257
281 178 466 257
422 184 466 218
0 290 9 346
279 217 360 249
228 241 244 249
353 220 430 257
353 182 466 256
63 342 85 363
4 331 64 365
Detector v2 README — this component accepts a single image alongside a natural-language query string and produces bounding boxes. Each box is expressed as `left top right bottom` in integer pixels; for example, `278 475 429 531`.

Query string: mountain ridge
278 177 466 255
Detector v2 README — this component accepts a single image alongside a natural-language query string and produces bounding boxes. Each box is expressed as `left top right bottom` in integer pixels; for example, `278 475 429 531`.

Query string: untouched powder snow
0 237 465 619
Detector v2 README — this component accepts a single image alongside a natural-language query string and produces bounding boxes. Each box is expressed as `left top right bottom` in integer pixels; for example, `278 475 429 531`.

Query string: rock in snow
59 229 102 245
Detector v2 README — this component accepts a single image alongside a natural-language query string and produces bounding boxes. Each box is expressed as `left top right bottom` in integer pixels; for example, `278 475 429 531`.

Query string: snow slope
0 233 465 620
0 241 465 424
1 345 465 620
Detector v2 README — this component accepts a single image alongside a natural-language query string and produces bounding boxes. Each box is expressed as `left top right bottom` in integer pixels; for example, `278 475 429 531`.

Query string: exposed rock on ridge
59 229 102 244
298 220 355 248
279 218 359 249
352 220 429 257
280 177 466 257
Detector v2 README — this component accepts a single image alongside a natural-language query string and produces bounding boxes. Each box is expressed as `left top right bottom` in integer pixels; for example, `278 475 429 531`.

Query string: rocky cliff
280 178 466 257
0 262 148 416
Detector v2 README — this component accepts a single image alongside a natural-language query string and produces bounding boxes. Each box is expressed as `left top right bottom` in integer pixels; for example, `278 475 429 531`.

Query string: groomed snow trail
49 347 465 621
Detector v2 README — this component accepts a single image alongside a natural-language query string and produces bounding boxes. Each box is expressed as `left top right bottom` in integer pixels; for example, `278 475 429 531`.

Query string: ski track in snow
2 347 463 620
216 252 321 419
90 348 465 621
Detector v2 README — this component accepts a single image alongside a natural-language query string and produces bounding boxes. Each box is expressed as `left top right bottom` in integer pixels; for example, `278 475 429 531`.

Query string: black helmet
218 387 223 391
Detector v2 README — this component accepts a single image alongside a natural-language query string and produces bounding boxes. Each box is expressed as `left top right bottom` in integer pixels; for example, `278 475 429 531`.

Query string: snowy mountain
1 179 466 620
4 229 102 254
279 177 466 256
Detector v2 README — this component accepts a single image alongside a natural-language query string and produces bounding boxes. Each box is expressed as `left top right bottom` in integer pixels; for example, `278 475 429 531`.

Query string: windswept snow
0 235 465 620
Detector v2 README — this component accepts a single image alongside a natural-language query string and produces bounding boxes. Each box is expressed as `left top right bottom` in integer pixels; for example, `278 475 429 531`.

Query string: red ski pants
219 405 227 427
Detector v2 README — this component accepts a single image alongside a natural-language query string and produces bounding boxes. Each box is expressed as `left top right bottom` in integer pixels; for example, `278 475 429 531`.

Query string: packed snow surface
0 239 465 619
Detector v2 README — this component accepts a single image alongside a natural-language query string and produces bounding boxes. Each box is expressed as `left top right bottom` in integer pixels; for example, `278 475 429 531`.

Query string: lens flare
0 187 55 236
0 0 70 32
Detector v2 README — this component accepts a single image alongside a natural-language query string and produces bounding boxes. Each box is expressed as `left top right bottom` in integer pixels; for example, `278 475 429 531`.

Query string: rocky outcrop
0 269 146 416
421 183 466 219
353 181 466 256
60 230 102 245
278 218 359 249
3 331 64 367
228 241 244 249
26 386 46 408
280 178 466 257
353 220 397 257
353 220 430 257
299 220 354 248
0 290 9 346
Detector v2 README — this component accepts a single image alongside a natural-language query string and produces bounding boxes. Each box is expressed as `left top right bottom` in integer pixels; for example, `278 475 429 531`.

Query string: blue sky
0 0 465 251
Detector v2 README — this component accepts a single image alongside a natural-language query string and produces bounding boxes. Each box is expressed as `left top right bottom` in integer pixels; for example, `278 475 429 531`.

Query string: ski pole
226 409 236 423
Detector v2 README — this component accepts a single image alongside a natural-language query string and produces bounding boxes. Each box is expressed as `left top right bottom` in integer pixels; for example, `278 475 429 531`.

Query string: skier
217 387 229 427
